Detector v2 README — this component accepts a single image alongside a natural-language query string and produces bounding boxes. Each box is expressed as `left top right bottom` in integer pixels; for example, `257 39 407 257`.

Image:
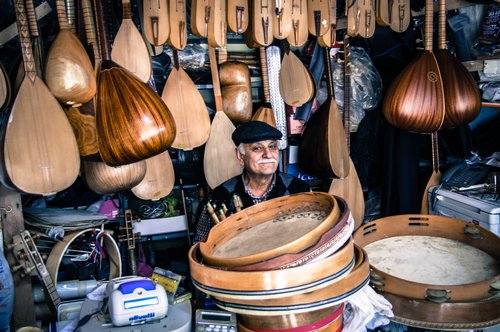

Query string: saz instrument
357 0 375 38
24 0 44 77
299 47 349 179
272 0 292 40
329 36 365 229
95 0 175 167
66 104 99 158
287 0 308 47
131 150 175 200
191 0 210 37
44 0 96 106
279 41 316 106
65 0 100 159
167 0 188 50
207 0 227 48
420 132 440 213
0 63 11 111
227 0 249 34
111 0 152 83
317 0 337 47
81 0 100 74
83 159 147 195
203 47 243 189
377 0 411 32
250 0 274 46
307 0 330 37
435 0 480 128
382 0 445 133
65 0 75 31
421 0 480 211
162 50 210 150
346 0 358 36
143 0 170 46
252 47 277 127
1 0 79 195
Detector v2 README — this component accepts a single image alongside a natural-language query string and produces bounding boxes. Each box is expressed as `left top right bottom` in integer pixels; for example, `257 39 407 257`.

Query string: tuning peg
11 264 23 273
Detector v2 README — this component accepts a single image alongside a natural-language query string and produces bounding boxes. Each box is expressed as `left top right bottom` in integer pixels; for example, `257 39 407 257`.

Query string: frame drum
353 214 500 302
200 192 340 267
353 214 500 327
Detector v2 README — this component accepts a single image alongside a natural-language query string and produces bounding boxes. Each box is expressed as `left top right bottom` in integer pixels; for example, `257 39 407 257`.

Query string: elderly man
194 121 310 243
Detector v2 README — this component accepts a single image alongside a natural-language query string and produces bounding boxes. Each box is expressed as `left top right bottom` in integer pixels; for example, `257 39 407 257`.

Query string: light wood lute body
287 0 308 47
279 42 315 107
44 0 96 107
203 47 243 189
111 0 152 83
162 51 210 150
132 151 175 200
272 0 292 40
307 0 330 36
143 0 170 45
167 0 188 49
227 0 249 34
2 0 80 195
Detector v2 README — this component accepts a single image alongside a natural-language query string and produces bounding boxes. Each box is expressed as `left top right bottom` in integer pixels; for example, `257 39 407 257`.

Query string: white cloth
86 283 107 301
343 285 394 332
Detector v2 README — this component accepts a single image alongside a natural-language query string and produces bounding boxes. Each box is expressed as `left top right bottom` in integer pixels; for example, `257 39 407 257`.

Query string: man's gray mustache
257 159 277 164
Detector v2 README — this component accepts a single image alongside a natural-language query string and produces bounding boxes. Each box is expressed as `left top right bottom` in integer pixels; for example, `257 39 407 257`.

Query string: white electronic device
107 276 168 327
195 309 237 331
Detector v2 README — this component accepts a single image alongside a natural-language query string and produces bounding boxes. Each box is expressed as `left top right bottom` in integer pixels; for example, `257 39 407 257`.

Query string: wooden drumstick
218 208 227 220
233 194 243 212
207 202 220 224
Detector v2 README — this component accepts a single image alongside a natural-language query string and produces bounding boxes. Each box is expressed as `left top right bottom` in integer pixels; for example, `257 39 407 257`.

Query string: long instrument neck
14 0 37 82
343 36 351 152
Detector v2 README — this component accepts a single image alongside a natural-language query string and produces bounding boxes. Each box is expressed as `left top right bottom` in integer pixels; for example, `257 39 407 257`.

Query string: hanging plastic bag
333 46 383 132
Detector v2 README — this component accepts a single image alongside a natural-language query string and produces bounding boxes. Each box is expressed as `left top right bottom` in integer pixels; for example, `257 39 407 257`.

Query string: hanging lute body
382 0 445 133
1 0 80 195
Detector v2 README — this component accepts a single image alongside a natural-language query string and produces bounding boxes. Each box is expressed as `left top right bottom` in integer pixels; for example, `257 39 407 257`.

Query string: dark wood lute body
299 48 349 179
95 0 176 166
382 0 445 133
435 0 480 128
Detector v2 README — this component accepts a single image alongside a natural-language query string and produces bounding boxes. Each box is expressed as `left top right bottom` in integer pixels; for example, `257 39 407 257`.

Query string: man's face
237 140 279 176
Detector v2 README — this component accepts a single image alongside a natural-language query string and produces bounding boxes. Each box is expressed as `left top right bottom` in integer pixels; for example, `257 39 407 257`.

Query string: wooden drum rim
46 228 122 287
239 303 344 332
200 192 340 267
353 214 500 302
238 320 343 332
238 304 342 330
226 197 352 271
189 236 355 296
209 246 370 315
381 292 500 330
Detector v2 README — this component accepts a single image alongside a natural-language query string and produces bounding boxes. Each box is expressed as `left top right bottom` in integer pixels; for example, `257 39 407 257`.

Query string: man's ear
235 148 245 166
